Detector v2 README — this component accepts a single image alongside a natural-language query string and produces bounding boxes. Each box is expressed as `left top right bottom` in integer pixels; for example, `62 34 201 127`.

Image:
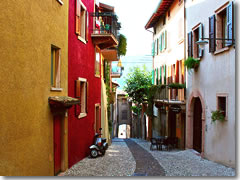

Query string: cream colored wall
153 0 185 69
0 0 69 175
185 0 235 167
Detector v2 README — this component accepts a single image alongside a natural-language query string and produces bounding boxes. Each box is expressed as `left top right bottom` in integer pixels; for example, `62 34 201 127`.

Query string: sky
99 0 160 89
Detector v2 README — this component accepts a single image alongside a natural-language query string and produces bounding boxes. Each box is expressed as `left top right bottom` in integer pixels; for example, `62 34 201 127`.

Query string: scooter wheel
90 149 98 158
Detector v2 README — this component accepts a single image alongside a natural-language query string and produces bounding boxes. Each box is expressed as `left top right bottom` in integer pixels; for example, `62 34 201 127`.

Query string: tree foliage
123 65 151 106
118 34 127 56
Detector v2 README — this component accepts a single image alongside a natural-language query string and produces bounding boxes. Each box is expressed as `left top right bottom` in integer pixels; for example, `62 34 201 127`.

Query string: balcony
101 48 119 61
91 12 121 49
153 86 185 108
111 66 123 78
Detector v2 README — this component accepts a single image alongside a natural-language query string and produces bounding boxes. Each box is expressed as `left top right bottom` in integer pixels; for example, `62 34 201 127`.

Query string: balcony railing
111 66 123 78
91 12 121 40
153 86 185 103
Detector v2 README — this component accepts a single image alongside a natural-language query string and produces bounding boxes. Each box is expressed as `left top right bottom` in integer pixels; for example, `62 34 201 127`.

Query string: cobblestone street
61 138 235 177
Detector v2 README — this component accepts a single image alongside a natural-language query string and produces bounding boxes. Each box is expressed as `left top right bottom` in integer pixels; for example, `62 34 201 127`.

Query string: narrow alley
61 138 235 176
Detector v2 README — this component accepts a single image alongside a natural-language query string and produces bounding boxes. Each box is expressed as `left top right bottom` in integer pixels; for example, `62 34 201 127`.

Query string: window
75 78 88 118
51 45 62 91
168 10 170 19
188 23 203 58
76 0 89 43
94 104 101 133
217 94 228 119
95 48 100 77
209 2 234 53
159 31 167 53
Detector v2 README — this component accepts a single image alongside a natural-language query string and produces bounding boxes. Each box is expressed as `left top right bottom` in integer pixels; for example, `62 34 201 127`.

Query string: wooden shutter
226 1 234 46
160 66 162 85
209 15 216 52
152 42 155 56
75 80 81 116
198 23 203 58
55 50 61 88
187 32 193 57
164 65 166 84
160 34 162 52
176 61 179 83
163 31 165 50
76 0 81 35
85 10 89 41
165 31 167 49
156 68 158 85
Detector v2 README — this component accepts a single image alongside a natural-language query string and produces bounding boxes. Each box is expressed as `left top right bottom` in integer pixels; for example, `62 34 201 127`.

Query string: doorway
193 98 202 153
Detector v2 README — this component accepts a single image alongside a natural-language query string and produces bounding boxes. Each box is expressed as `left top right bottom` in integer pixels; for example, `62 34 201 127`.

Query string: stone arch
186 90 206 157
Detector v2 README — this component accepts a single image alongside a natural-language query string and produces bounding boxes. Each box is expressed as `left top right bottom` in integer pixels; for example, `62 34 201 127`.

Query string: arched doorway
186 90 206 156
193 97 202 153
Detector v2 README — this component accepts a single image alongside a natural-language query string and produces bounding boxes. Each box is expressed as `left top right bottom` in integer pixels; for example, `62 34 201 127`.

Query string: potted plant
211 110 225 123
168 83 186 89
184 56 200 70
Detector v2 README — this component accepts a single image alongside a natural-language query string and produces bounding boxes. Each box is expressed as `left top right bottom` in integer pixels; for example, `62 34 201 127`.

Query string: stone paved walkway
124 139 165 176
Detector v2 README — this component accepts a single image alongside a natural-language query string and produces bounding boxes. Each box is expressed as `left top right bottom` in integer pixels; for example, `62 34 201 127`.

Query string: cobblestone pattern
124 139 165 176
62 138 135 176
131 138 236 176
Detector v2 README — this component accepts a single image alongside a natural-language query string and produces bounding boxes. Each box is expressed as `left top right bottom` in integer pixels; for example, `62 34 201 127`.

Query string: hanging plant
211 110 225 123
168 83 186 89
117 34 127 56
184 56 200 70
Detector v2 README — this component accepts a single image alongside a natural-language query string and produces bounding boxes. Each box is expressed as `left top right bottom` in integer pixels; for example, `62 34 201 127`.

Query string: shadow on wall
118 124 131 139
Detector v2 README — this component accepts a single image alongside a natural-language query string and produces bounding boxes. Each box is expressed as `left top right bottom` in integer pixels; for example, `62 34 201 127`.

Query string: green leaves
118 34 127 56
211 110 225 123
123 65 151 107
184 56 200 70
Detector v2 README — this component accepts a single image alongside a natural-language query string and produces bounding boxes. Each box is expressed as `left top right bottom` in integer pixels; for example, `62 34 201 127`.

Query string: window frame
95 47 101 77
216 93 228 120
75 77 88 118
50 45 62 91
76 0 88 43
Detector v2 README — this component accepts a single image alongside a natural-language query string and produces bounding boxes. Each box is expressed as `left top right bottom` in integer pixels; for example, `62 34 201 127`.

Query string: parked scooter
89 128 108 158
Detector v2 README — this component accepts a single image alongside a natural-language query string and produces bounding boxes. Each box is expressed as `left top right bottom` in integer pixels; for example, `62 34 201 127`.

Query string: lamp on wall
196 37 235 49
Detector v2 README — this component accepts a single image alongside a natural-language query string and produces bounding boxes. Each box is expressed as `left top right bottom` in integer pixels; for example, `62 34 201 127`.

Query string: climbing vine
105 63 112 133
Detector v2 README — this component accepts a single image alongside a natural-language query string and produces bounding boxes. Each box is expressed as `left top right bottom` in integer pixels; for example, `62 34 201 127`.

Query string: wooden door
54 115 61 175
168 111 176 137
193 98 202 153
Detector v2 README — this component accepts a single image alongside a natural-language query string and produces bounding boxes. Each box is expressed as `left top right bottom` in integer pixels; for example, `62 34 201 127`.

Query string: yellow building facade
0 0 69 176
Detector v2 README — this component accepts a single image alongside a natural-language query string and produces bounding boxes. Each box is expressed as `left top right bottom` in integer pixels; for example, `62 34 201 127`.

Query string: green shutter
152 70 154 84
164 65 166 84
152 42 155 56
165 31 167 49
160 67 162 84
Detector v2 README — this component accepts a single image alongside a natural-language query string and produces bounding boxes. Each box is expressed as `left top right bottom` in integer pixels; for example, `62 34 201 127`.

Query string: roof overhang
145 0 174 29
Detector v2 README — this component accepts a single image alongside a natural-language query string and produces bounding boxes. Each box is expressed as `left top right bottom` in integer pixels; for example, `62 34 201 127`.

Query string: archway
186 90 206 156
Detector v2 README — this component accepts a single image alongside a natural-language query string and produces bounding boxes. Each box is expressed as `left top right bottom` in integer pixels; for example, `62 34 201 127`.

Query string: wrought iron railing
111 66 122 77
90 12 121 40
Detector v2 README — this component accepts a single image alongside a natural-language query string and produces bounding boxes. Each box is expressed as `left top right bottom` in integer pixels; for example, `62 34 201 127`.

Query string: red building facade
68 0 101 168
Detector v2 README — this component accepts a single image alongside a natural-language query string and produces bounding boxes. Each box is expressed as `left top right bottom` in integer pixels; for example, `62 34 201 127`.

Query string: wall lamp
196 37 235 49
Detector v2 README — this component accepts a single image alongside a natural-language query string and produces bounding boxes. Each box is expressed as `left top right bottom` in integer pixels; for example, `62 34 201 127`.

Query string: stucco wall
154 0 185 68
185 0 235 167
0 0 69 175
68 0 101 168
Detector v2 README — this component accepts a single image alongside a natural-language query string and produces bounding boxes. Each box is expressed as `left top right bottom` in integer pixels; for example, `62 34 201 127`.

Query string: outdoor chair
162 137 178 151
150 138 158 151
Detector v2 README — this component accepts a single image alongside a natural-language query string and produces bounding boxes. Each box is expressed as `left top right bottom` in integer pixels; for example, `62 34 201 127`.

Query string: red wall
68 0 101 168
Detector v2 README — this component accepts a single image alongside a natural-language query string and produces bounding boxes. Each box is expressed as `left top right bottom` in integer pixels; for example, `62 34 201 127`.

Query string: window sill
78 113 87 119
56 0 64 5
78 36 87 44
214 47 230 55
50 87 63 92
95 74 100 78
